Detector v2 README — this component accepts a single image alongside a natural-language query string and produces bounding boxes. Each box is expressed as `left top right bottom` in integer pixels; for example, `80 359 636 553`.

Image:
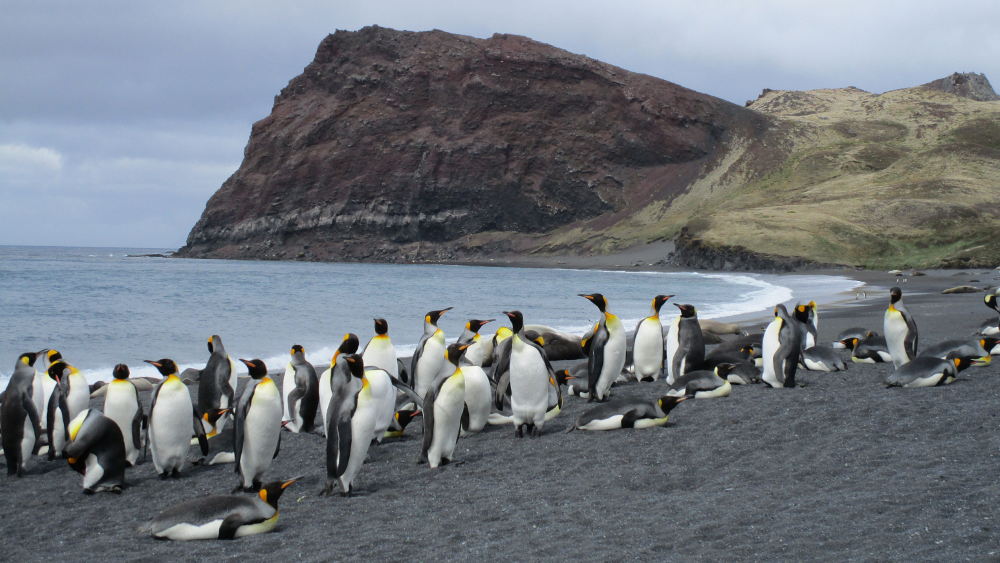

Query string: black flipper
620 409 642 429
130 383 144 451
419 383 439 464
218 513 246 540
192 406 209 456
461 404 470 432
388 375 423 408
494 371 511 411
336 417 352 478
273 431 281 459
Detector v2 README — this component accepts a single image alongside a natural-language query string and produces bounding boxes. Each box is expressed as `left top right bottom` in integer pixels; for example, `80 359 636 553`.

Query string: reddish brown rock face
177 26 768 262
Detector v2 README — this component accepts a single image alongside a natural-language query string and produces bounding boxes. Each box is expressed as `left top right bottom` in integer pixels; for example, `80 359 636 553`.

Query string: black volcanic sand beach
4 269 1000 561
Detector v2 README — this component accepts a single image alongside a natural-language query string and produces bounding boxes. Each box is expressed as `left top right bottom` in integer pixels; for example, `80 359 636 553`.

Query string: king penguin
505 311 557 437
145 359 209 478
885 357 969 388
43 361 72 460
234 359 282 492
411 308 452 399
196 335 239 436
884 287 918 368
569 396 690 432
761 304 802 388
66 408 127 494
362 318 399 378
319 334 360 437
666 364 733 398
102 364 146 466
665 303 706 385
420 343 469 467
28 349 48 430
792 302 818 349
459 341 492 437
320 354 372 496
140 478 297 540
281 345 319 434
457 319 494 368
632 295 673 382
580 293 627 401
980 292 1000 335
2 352 44 476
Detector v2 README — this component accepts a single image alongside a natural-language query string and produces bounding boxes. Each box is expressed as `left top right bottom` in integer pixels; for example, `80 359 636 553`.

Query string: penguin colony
1 287 995 540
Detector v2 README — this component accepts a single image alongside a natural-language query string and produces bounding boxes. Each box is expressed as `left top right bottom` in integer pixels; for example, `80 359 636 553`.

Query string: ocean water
0 246 863 383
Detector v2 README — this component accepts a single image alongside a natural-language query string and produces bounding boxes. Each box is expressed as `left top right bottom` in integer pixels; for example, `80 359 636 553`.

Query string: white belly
665 316 681 384
341 390 378 491
81 453 105 489
427 373 465 468
281 363 296 424
464 340 484 367
150 385 195 474
20 422 35 466
461 366 491 436
595 318 627 400
67 374 90 420
363 339 398 378
415 336 447 398
318 367 332 437
49 399 67 457
761 318 784 388
40 375 56 430
365 370 395 442
695 380 732 398
632 318 664 380
579 415 624 431
103 381 141 464
32 370 44 424
904 372 946 388
884 311 911 368
239 382 282 487
509 340 549 428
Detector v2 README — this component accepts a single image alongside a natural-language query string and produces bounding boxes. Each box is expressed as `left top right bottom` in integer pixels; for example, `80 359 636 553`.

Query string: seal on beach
234 359 282 492
2 352 44 476
762 304 802 388
319 334 360 437
66 408 126 494
188 335 239 436
411 308 452 399
632 295 672 382
102 364 146 466
145 359 209 478
363 318 399 377
800 347 847 372
42 361 72 460
506 310 558 437
419 343 469 467
885 357 971 388
568 396 689 431
884 287 918 368
580 294 627 401
281 345 319 434
665 304 706 385
320 353 365 496
666 364 734 398
139 478 297 540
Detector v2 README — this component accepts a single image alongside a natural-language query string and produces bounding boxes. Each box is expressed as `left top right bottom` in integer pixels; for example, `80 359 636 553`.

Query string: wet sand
3 268 1000 561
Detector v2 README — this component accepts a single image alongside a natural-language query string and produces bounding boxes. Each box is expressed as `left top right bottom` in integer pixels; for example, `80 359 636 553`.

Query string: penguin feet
158 472 170 481
531 426 542 438
514 425 524 438
319 482 338 497
340 485 353 498
171 469 181 478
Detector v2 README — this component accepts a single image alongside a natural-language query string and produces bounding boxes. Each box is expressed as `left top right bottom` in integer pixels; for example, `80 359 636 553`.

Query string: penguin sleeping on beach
66 409 126 494
568 396 690 432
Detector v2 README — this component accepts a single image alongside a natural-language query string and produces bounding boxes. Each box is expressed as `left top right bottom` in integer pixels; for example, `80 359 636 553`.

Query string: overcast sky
2 0 998 248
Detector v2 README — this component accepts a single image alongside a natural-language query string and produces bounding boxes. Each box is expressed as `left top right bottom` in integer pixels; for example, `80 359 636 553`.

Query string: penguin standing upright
61 362 89 422
2 352 44 476
457 319 494 367
792 302 818 349
66 409 126 494
319 334 360 437
234 359 282 492
362 319 398 378
140 478 297 540
196 335 239 435
665 304 706 385
38 350 62 432
420 343 469 467
320 354 370 496
579 294 627 401
459 343 491 437
505 311 557 437
980 292 1000 335
411 308 452 399
281 345 318 434
102 364 145 466
632 295 673 382
43 361 72 460
28 349 48 429
761 305 802 388
145 359 209 478
884 287 918 368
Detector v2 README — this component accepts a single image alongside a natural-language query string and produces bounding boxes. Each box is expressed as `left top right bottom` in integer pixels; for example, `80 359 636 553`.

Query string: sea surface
0 246 863 383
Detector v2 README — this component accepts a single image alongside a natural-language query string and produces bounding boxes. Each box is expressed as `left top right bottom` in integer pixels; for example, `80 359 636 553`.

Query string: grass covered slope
669 82 1000 269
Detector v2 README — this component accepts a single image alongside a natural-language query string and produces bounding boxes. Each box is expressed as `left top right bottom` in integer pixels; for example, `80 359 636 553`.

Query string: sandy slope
2 270 1000 561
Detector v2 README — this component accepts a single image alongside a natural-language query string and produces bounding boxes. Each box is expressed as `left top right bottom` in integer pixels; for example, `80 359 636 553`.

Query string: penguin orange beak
143 360 161 368
280 478 299 489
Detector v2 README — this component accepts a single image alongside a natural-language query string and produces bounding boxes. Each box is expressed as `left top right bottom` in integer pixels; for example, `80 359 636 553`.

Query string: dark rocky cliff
176 26 772 262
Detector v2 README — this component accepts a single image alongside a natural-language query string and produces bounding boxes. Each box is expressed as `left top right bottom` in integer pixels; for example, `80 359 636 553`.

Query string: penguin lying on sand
666 364 733 398
885 357 972 388
800 347 848 372
919 338 998 366
568 396 690 432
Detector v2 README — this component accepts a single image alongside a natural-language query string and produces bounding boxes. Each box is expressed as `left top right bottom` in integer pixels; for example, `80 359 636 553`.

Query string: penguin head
951 355 974 373
207 335 224 355
495 326 513 342
258 478 298 509
793 304 810 323
741 345 754 357
46 350 63 364
144 359 179 377
343 354 365 379
425 308 452 326
394 410 421 430
17 351 41 367
579 293 608 313
466 319 494 334
889 287 902 305
652 295 674 314
773 304 790 320
554 369 571 386
986 294 999 312
656 395 691 414
524 330 544 347
204 408 231 427
290 344 306 360
674 303 697 318
714 363 737 378
839 337 859 351
445 343 472 366
239 359 268 379
373 318 389 335
503 310 525 333
331 334 360 366
112 364 130 380
47 360 71 381
981 337 1000 353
